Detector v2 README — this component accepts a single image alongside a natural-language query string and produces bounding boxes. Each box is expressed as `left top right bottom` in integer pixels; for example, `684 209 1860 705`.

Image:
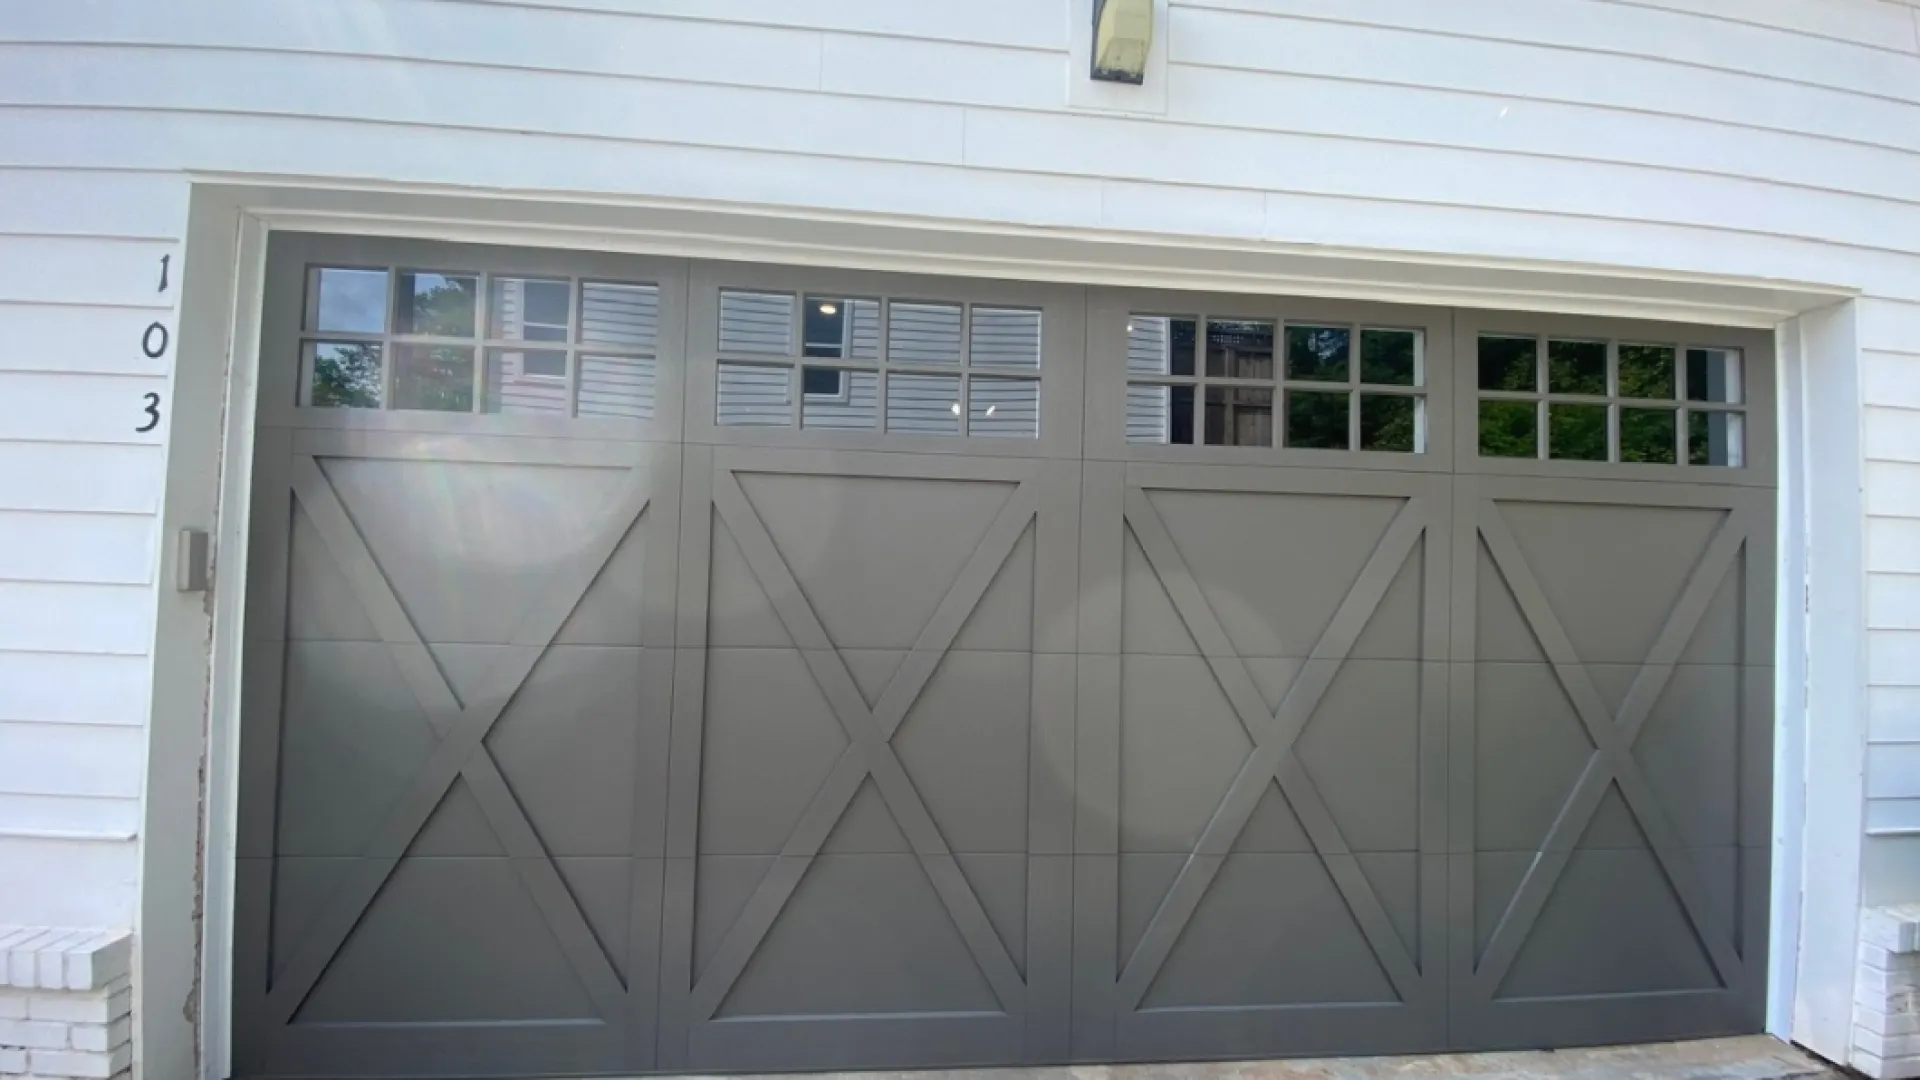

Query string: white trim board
146 181 1856 1079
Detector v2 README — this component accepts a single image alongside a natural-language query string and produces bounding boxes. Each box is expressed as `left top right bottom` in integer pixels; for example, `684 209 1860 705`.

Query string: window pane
886 372 961 434
803 297 880 360
306 342 383 408
717 363 791 426
1689 410 1746 467
489 277 570 343
1128 383 1196 444
1207 386 1275 446
1208 319 1276 380
802 368 878 431
971 308 1041 369
394 272 478 337
969 377 1040 438
719 291 794 356
1286 390 1348 450
1618 344 1676 400
392 345 475 412
889 302 963 365
309 268 388 334
1549 403 1607 461
1361 329 1419 386
1360 394 1420 453
1478 335 1537 392
484 348 568 415
1284 325 1347 383
1548 339 1607 395
1687 347 1744 404
1479 400 1537 458
1128 316 1196 377
579 354 655 421
581 282 660 351
1620 407 1677 464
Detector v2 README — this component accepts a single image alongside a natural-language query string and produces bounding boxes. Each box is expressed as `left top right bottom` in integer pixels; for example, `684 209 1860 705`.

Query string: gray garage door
232 234 1775 1078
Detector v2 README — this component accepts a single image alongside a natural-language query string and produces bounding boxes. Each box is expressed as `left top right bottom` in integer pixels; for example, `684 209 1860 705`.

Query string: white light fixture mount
1091 0 1154 84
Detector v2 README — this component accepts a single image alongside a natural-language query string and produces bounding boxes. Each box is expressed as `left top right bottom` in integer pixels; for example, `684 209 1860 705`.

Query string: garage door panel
696 647 850 857
664 447 1074 1070
1450 477 1771 1044
274 639 440 857
1141 852 1404 1010
295 856 603 1024
1078 465 1451 1057
1142 488 1409 660
893 651 1034 854
318 456 637 645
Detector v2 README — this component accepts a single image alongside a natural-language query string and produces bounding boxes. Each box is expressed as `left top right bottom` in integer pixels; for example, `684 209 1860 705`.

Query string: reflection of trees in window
1478 400 1537 458
312 344 382 408
394 346 475 412
403 275 478 337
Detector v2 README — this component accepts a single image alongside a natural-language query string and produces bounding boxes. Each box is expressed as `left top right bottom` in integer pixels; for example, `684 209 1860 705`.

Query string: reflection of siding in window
886 374 961 434
969 379 1040 438
487 355 570 414
889 303 963 364
969 308 1040 368
719 291 794 355
717 364 792 426
1126 317 1172 441
579 355 655 420
803 371 879 431
583 284 659 350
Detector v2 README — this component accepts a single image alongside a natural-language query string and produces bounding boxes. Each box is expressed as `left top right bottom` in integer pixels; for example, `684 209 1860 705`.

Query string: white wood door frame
142 180 1862 1079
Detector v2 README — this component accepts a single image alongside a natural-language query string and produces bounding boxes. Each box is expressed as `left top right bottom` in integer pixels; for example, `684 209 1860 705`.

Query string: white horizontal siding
1866 462 1920 517
1871 518 1920 574
1605 0 1920 52
0 653 150 727
0 836 138 926
0 512 155 586
0 794 139 840
1171 7 1920 154
1871 686 1920 743
1866 350 1920 409
0 444 162 514
0 583 155 656
0 300 177 377
0 722 145 800
0 234 178 309
1868 406 1920 462
1189 0 1920 101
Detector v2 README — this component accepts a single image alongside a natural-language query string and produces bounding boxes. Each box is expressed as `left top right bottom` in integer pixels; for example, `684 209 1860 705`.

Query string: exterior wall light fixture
1091 0 1154 84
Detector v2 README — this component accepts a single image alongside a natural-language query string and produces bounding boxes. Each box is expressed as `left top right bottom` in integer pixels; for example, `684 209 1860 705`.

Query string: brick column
0 929 134 1080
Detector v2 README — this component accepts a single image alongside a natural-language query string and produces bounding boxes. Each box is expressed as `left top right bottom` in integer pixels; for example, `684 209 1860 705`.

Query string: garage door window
714 289 1042 438
1476 333 1745 466
1127 314 1427 452
299 265 661 419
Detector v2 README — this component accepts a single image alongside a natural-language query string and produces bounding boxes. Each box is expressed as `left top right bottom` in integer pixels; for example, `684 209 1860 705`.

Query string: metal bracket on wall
175 527 211 592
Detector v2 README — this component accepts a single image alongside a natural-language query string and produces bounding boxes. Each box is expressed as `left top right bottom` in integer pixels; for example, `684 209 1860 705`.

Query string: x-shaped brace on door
1115 490 1431 1010
1470 500 1753 998
265 456 653 1026
687 469 1038 1022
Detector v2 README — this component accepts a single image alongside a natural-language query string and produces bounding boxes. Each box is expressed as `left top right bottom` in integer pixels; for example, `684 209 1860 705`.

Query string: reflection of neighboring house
489 278 661 417
1127 316 1173 442
716 294 1042 435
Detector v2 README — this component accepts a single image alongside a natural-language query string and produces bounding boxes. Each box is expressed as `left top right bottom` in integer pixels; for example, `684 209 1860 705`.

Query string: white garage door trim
144 182 1862 1080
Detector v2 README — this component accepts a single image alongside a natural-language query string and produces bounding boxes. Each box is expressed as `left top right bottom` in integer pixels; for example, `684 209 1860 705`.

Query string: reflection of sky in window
315 269 387 334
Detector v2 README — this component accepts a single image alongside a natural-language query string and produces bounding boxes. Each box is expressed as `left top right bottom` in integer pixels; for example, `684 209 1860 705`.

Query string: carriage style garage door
232 234 1776 1078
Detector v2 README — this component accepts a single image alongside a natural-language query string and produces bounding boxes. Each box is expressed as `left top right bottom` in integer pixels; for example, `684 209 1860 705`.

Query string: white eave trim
202 177 1856 329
